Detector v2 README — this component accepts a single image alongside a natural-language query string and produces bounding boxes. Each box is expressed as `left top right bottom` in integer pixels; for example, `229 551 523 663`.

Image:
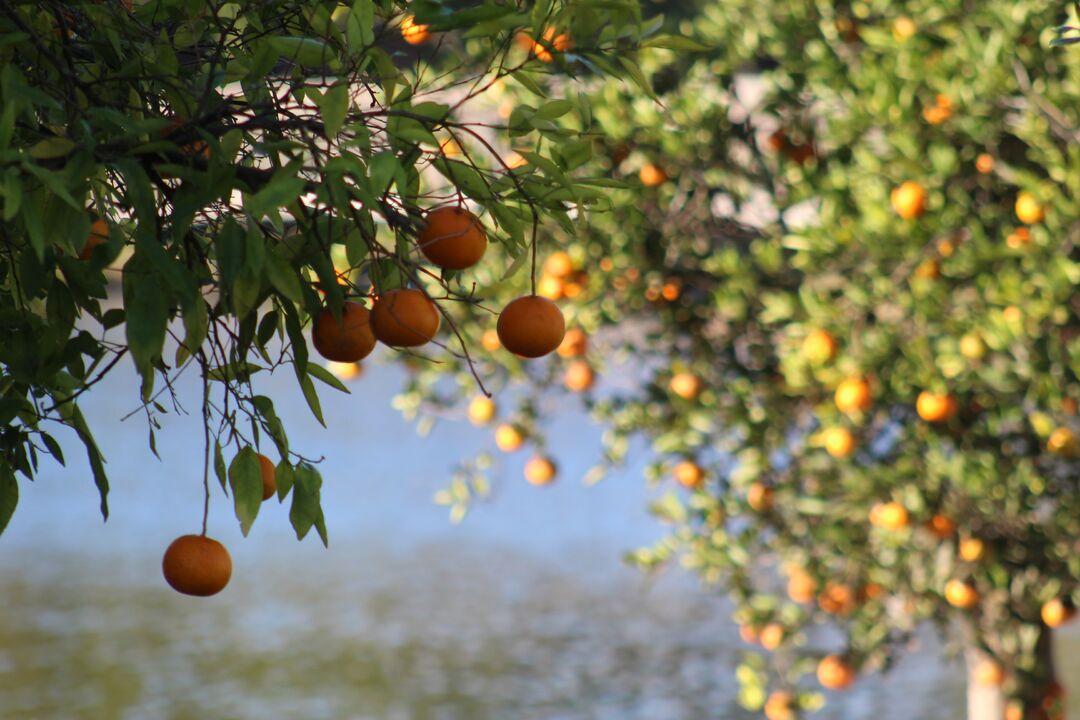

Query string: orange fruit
417 207 488 269
959 333 986 360
817 655 856 691
639 163 667 187
892 16 917 42
748 482 775 512
497 295 566 358
481 329 502 352
1064 397 1079 416
959 537 985 562
537 274 566 300
818 582 857 616
835 377 872 414
764 691 796 720
257 453 276 501
927 514 956 539
673 461 705 490
162 534 232 597
913 259 940 279
371 289 440 347
916 391 958 423
1006 227 1031 249
531 27 571 62
543 251 575 279
524 455 557 485
468 395 496 426
159 118 210 161
870 501 909 530
1015 191 1044 224
326 361 363 381
974 660 1005 687
823 427 856 458
891 181 927 220
400 15 430 44
975 154 995 174
802 329 837 365
760 622 785 651
564 360 595 392
495 424 524 452
80 218 109 260
312 302 376 362
922 95 953 125
1048 427 1078 456
669 372 703 400
738 624 761 644
944 579 980 609
557 328 588 358
1041 598 1077 628
766 130 788 152
787 571 817 604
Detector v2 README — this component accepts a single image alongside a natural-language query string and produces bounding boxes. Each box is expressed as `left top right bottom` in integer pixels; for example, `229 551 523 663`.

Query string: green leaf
640 34 712 51
0 464 17 535
270 36 333 67
214 440 227 492
319 83 350 138
28 137 76 159
228 447 263 536
275 461 296 501
70 405 108 521
308 362 351 394
122 251 169 387
299 373 326 427
289 463 327 546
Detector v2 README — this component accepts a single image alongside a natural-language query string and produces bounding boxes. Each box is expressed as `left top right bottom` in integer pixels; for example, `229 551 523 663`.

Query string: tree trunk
966 629 1058 720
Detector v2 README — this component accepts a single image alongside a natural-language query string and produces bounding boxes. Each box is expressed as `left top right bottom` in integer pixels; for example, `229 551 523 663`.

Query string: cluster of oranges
399 14 572 66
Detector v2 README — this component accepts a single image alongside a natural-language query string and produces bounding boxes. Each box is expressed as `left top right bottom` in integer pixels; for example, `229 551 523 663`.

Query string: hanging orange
312 302 376 362
371 289 440 347
162 535 232 597
497 295 565 358
418 207 488 269
257 453 277 501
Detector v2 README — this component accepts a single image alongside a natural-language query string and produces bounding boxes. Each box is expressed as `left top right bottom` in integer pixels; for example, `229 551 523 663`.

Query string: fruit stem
200 355 211 537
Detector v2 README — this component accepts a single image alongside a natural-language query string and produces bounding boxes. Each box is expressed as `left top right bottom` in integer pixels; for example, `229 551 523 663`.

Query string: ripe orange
400 15 430 44
944 579 980 609
787 571 817 604
564 360 596 392
495 424 524 452
1015 191 1044 224
739 624 761 644
1006 227 1031 249
537 274 566 300
1041 598 1077 628
927 514 956 539
257 453 276 501
162 534 232 597
892 16 917 42
80 218 109 260
764 691 795 720
481 328 502 352
371 289 440 347
468 395 496 426
802 329 837 365
543 251 575 279
975 154 995 174
922 95 953 125
557 328 588 358
823 427 856 458
160 118 210 162
673 461 705 490
974 660 1005 687
639 163 667 187
817 655 856 691
748 482 775 512
417 206 488 269
916 391 958 423
497 295 566 358
818 582 856 616
959 537 985 562
524 455 557 485
760 622 785 651
1047 427 1078 456
531 27 571 62
835 377 872 414
870 501 909 530
669 372 703 401
326 361 363 381
312 302 376 362
891 181 927 220
959 333 986 360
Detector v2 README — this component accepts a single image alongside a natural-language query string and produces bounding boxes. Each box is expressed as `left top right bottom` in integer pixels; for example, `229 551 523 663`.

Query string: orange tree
396 1 1080 719
0 0 665 585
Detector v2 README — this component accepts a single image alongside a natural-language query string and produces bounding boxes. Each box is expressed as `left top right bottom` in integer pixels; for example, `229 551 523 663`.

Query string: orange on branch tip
400 15 430 44
564 360 595 393
817 655 856 691
255 453 277 501
891 181 927 220
418 206 488 270
370 289 440 348
1015 191 1044 225
312 302 376 363
916 391 958 423
802 329 837 365
467 395 496 426
870 501 909 530
673 461 705 490
497 295 566 359
162 535 232 597
834 376 872 414
669 372 703 401
494 424 524 452
944 579 980 609
524 455 557 486
822 427 855 458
